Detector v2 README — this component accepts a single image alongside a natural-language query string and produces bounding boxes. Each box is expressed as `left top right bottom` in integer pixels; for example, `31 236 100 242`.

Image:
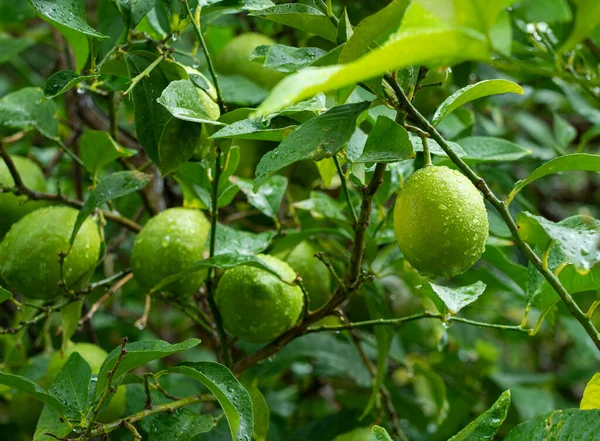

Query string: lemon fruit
278 241 331 310
393 166 488 278
45 343 125 423
0 155 46 238
215 254 303 343
215 33 286 90
0 206 102 301
131 208 210 296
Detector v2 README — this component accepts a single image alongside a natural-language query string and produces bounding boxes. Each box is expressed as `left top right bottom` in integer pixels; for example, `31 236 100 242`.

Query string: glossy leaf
246 384 270 441
211 118 295 142
79 129 137 177
43 70 98 100
94 338 201 398
219 74 268 107
250 4 337 42
428 281 487 314
254 102 370 189
452 136 531 163
252 44 327 72
517 212 600 272
559 0 600 52
371 426 393 441
233 175 287 221
49 353 91 420
294 191 347 222
28 0 108 39
581 373 600 410
352 115 415 163
115 0 155 27
149 409 216 441
505 408 600 440
0 87 58 139
0 372 63 414
149 254 286 294
158 117 204 175
408 133 466 157
449 390 511 441
33 406 72 441
0 285 12 304
169 362 254 441
70 171 151 244
507 153 600 204
60 300 83 352
157 80 222 125
432 80 524 126
215 225 276 256
339 0 410 63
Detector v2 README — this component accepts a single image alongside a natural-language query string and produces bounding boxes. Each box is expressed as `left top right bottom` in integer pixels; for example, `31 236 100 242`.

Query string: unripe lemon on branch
393 166 488 278
0 206 102 301
215 255 303 343
0 155 46 238
131 208 210 296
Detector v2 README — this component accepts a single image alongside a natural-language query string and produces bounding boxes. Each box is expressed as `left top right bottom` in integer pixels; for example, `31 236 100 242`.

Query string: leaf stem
184 0 226 113
333 155 358 226
390 77 600 352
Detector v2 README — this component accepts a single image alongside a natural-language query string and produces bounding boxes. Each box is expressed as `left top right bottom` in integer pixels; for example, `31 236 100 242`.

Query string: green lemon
131 208 210 296
0 155 46 238
215 254 303 343
215 33 286 90
393 166 489 278
45 343 125 423
0 206 102 301
278 241 331 310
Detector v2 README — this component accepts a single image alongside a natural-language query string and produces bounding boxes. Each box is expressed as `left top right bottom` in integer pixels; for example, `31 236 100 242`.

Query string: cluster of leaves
0 0 599 440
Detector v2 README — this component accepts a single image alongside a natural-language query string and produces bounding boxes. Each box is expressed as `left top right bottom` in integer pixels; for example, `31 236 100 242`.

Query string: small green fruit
278 241 331 310
131 208 210 295
393 166 489 278
215 255 303 343
46 343 125 423
0 155 46 238
0 206 102 301
215 33 286 90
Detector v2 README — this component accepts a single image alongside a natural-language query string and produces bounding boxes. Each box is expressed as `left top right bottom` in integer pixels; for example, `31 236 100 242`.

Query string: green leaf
250 4 337 42
233 175 287 221
0 285 12 304
427 281 487 314
115 0 155 27
60 300 83 353
0 87 58 139
157 80 222 125
49 353 91 420
0 372 63 414
245 383 270 441
211 118 296 142
28 0 108 39
338 0 410 63
79 129 137 178
94 338 201 398
448 390 511 441
337 8 353 45
254 102 370 189
252 45 327 72
371 426 393 441
149 253 286 294
432 80 524 126
352 115 415 163
553 113 577 150
256 0 514 116
293 191 348 222
408 133 466 157
581 373 600 410
507 154 600 204
169 362 254 441
43 70 98 101
70 171 151 245
219 74 268 107
149 409 216 441
215 225 276 256
517 213 600 272
0 36 34 64
158 117 203 175
559 0 600 52
450 136 531 163
126 52 173 164
505 408 600 440
33 406 72 441
514 0 572 23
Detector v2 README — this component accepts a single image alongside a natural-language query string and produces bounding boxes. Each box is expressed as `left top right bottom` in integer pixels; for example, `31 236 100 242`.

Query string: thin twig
333 155 358 226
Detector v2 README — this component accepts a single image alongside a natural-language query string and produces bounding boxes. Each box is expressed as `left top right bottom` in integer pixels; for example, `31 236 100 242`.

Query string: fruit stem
390 75 600 353
421 135 432 166
184 0 226 114
333 155 358 226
